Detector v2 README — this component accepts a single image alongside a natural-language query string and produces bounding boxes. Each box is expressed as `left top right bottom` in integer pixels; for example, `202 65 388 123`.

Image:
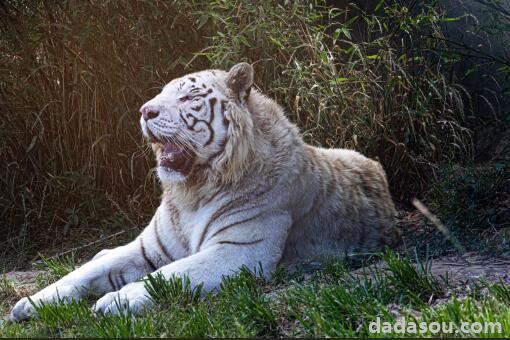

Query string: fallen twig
412 198 467 255
33 227 140 264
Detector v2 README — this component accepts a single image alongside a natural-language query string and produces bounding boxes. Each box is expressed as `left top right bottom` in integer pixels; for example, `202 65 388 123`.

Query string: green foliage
215 266 277 336
1 253 510 337
428 163 509 254
0 274 18 312
0 0 475 266
486 280 510 305
34 255 76 287
431 164 509 230
145 272 202 307
286 279 394 337
34 299 92 333
285 250 445 336
438 0 510 123
383 250 444 303
195 0 473 196
419 295 510 337
0 275 16 299
89 311 158 338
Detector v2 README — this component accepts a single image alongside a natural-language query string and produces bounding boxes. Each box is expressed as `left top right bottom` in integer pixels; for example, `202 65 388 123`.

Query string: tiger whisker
176 130 204 151
146 124 210 158
180 129 209 149
163 134 196 158
174 130 205 153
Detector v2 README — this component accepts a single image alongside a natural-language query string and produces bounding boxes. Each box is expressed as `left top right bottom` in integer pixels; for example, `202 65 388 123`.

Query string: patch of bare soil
1 270 43 319
430 253 510 286
351 252 510 301
4 270 43 296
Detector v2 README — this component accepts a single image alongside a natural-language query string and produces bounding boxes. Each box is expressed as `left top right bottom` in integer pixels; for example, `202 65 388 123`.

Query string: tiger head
139 63 255 184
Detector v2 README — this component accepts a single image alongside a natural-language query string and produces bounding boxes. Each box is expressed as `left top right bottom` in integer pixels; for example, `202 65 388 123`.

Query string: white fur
156 167 186 183
10 64 396 321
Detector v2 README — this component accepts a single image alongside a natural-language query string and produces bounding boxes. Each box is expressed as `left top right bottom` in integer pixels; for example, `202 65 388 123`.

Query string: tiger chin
10 63 398 321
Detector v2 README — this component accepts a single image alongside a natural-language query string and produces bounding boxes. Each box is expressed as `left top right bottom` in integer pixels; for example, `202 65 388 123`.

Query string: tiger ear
226 62 253 104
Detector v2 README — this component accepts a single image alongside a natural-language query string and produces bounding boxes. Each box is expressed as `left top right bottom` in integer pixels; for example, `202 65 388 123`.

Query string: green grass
33 255 76 289
0 275 17 316
1 250 509 338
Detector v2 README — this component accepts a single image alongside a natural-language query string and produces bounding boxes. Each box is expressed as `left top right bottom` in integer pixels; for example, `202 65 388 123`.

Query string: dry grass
0 0 473 267
0 0 209 267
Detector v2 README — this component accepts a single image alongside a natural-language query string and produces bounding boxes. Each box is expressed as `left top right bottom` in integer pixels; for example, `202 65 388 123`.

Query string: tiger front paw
9 297 37 322
94 281 153 316
8 284 82 322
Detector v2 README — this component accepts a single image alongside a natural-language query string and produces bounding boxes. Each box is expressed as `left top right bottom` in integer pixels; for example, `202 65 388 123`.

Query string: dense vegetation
0 0 490 267
0 0 509 337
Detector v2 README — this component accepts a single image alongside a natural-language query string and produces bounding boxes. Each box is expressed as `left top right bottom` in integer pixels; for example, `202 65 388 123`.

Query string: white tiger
10 63 397 321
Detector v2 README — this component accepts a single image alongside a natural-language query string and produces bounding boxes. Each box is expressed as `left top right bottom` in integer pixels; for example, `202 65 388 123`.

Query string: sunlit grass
1 251 509 338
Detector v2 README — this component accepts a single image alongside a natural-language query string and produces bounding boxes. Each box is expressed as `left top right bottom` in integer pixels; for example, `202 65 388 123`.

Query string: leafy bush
195 1 473 196
0 0 473 265
431 164 509 230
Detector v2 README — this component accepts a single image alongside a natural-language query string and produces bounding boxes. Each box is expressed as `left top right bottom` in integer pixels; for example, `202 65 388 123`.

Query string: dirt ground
349 252 510 288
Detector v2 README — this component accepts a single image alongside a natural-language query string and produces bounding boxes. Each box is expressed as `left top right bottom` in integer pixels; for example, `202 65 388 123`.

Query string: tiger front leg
9 233 166 322
94 213 291 316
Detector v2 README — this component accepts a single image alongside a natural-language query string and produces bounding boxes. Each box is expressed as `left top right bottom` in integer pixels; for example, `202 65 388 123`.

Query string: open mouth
159 141 195 175
146 131 196 175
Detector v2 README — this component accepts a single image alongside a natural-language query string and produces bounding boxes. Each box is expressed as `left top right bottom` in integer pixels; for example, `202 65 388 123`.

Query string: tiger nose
140 106 159 121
